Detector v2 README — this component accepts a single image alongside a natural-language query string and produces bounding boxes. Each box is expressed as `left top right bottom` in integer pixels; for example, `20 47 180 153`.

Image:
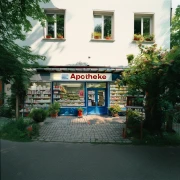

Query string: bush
29 108 48 122
108 104 121 114
126 109 144 137
0 117 39 141
48 102 60 115
126 54 134 64
0 104 15 118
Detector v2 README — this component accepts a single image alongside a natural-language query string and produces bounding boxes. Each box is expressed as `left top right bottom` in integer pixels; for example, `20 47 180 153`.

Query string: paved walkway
37 115 131 143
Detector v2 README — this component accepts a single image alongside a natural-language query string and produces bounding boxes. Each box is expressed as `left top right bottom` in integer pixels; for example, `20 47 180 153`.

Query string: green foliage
108 104 121 114
29 108 48 122
126 54 134 64
0 104 15 118
134 34 154 42
0 0 49 83
126 109 144 137
127 109 144 126
48 102 60 115
123 43 180 132
144 34 154 41
94 24 102 33
0 118 39 141
171 5 180 47
77 107 83 111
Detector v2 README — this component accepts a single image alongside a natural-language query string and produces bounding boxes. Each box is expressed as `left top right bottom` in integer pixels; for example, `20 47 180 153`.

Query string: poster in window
79 90 84 97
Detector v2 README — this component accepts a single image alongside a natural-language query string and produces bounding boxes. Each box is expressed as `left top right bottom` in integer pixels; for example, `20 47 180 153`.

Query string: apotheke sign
50 73 112 81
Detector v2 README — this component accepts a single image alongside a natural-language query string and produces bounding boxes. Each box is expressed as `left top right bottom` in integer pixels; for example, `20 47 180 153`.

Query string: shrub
48 102 60 115
29 108 48 122
108 104 121 114
0 117 39 141
126 54 134 64
77 107 83 111
0 104 15 118
126 109 144 137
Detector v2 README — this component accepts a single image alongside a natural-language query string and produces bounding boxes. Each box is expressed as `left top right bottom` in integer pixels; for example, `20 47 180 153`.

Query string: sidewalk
37 115 131 143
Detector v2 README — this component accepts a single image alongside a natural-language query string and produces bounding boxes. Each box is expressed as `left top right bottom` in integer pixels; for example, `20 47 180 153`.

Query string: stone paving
37 115 131 143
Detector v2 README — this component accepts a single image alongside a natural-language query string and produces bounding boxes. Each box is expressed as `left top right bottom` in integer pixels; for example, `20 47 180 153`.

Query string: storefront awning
36 66 128 73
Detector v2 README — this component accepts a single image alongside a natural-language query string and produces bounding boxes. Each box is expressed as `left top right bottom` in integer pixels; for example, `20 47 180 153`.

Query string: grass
0 117 40 142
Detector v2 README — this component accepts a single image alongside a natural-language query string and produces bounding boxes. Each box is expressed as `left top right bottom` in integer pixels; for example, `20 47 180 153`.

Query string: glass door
87 88 107 115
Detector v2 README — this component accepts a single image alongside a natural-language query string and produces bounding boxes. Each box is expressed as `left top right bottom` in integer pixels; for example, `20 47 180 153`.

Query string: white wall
17 0 171 67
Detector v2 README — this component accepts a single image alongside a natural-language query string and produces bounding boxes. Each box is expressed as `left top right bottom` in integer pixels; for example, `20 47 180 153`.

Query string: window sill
90 39 115 42
132 40 155 44
42 38 66 41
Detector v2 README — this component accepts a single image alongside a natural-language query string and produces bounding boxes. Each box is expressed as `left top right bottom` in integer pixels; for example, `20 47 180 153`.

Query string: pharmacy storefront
24 67 127 115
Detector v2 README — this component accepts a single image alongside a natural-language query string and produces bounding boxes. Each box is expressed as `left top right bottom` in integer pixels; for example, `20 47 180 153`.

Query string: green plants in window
46 34 52 38
105 31 111 40
48 102 60 118
144 34 154 41
134 34 144 41
29 108 48 123
93 32 102 39
57 33 63 39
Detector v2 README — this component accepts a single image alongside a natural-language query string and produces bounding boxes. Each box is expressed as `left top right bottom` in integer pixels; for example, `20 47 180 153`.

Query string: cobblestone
36 115 131 143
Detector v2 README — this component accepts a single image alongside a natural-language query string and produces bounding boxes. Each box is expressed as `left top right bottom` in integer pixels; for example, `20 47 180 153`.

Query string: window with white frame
93 11 114 40
134 14 154 41
44 9 65 39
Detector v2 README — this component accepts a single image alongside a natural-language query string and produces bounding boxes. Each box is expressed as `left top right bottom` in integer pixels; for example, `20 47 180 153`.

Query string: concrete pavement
1 140 180 180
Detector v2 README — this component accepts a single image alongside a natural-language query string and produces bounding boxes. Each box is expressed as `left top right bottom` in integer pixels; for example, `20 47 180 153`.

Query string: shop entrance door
87 88 107 115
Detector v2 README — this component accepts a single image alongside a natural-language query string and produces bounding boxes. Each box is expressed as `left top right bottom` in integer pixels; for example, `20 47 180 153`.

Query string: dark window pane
104 16 111 38
57 14 64 37
143 18 150 35
134 18 141 34
47 14 54 38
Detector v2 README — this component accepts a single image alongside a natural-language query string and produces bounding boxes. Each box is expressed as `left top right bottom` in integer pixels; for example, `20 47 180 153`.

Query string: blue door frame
87 88 107 115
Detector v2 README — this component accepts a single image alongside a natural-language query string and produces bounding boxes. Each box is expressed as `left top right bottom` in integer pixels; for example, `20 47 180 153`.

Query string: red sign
70 73 107 80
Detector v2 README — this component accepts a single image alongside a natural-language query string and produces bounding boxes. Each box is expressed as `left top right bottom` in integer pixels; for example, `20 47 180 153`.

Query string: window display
110 82 127 108
53 82 85 106
19 82 51 113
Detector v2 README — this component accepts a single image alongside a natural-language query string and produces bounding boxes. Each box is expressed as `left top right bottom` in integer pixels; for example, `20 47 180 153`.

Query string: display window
110 82 127 108
20 82 51 113
53 82 85 106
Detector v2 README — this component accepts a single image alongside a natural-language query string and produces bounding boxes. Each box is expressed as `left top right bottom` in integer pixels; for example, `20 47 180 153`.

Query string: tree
122 44 180 133
0 0 49 118
171 5 180 48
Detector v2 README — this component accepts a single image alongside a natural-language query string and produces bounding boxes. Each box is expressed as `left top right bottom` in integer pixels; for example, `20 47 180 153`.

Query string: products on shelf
110 82 127 107
19 82 51 113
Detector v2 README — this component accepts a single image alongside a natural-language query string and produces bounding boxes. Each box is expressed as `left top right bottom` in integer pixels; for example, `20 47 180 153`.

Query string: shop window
53 83 85 107
110 82 127 108
20 82 51 114
93 11 114 40
44 9 65 39
134 14 154 41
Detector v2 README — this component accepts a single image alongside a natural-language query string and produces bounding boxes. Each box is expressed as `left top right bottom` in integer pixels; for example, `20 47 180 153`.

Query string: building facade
12 0 172 115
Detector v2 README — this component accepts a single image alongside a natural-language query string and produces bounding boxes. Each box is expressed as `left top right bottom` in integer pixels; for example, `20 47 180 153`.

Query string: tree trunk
143 93 162 132
16 94 19 119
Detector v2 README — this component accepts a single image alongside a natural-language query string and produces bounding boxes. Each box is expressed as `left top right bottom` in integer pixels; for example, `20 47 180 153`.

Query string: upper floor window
93 11 114 40
134 14 154 41
44 9 65 39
